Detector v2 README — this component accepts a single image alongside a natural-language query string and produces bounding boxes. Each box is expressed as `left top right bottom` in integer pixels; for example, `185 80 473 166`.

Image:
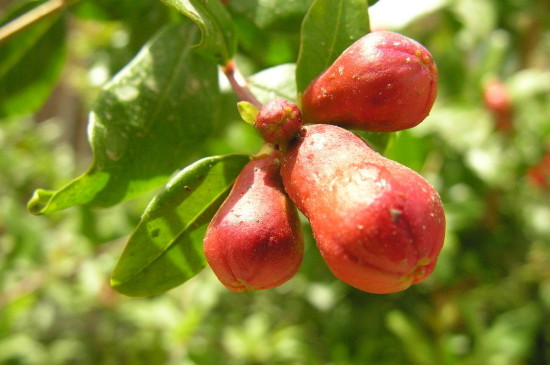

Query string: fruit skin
255 98 303 145
203 152 304 292
280 124 445 293
301 31 438 132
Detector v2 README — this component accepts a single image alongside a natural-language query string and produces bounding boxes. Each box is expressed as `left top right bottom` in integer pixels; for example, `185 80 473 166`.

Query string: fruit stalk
222 60 262 108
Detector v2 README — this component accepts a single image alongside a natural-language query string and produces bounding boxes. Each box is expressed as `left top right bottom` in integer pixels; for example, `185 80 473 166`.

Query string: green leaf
159 0 236 64
230 0 313 32
248 63 298 103
354 130 395 155
355 129 431 171
383 130 432 172
72 0 155 21
27 22 221 214
295 0 370 93
237 101 259 125
0 5 66 118
111 153 250 297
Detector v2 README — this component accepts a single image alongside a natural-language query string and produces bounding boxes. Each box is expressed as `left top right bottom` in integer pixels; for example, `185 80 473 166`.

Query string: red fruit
255 98 303 145
280 124 445 293
301 31 438 132
203 152 304 292
483 78 513 133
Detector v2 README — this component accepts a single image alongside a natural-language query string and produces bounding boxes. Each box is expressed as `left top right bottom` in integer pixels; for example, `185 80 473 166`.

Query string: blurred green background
1 0 550 364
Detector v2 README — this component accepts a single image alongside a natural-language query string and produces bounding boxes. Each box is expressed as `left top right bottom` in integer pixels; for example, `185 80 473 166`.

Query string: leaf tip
27 189 56 215
109 276 140 297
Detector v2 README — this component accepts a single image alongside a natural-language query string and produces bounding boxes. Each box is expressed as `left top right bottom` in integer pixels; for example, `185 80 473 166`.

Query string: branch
222 60 262 108
0 0 74 45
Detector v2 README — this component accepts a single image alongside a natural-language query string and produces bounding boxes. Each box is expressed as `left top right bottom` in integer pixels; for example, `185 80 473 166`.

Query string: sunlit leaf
159 0 236 64
28 22 220 214
295 0 370 93
248 63 297 103
237 101 259 125
111 153 250 297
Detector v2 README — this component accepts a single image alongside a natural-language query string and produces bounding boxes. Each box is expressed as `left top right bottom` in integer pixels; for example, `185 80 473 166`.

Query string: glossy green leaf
229 0 313 32
295 0 370 93
27 22 220 215
248 63 297 103
0 6 66 118
159 0 236 64
111 153 250 297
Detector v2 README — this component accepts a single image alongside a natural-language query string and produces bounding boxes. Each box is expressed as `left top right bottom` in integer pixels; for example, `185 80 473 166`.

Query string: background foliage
1 0 550 364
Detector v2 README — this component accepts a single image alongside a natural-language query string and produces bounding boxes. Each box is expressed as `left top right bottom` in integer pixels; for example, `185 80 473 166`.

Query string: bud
255 98 303 145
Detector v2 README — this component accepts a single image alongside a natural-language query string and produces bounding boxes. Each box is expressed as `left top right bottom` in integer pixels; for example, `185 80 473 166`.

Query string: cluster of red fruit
203 31 446 294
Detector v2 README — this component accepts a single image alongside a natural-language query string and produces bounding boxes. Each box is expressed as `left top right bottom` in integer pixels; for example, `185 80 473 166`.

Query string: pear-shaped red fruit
281 124 445 293
301 31 438 132
203 152 304 292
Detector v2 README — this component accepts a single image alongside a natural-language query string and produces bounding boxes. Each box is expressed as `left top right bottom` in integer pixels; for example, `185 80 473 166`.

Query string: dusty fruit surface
301 31 438 132
255 98 303 145
280 124 445 293
203 152 304 292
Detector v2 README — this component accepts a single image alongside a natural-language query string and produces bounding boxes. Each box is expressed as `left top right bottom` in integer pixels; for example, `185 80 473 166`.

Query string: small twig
222 60 262 108
0 0 72 45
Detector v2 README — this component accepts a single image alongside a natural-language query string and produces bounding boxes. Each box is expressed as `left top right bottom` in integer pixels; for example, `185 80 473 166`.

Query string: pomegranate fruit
203 152 304 292
301 31 438 132
280 124 445 293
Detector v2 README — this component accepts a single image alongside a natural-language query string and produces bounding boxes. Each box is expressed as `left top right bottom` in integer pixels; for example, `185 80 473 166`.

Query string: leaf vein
325 0 345 70
147 26 198 132
117 178 234 284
